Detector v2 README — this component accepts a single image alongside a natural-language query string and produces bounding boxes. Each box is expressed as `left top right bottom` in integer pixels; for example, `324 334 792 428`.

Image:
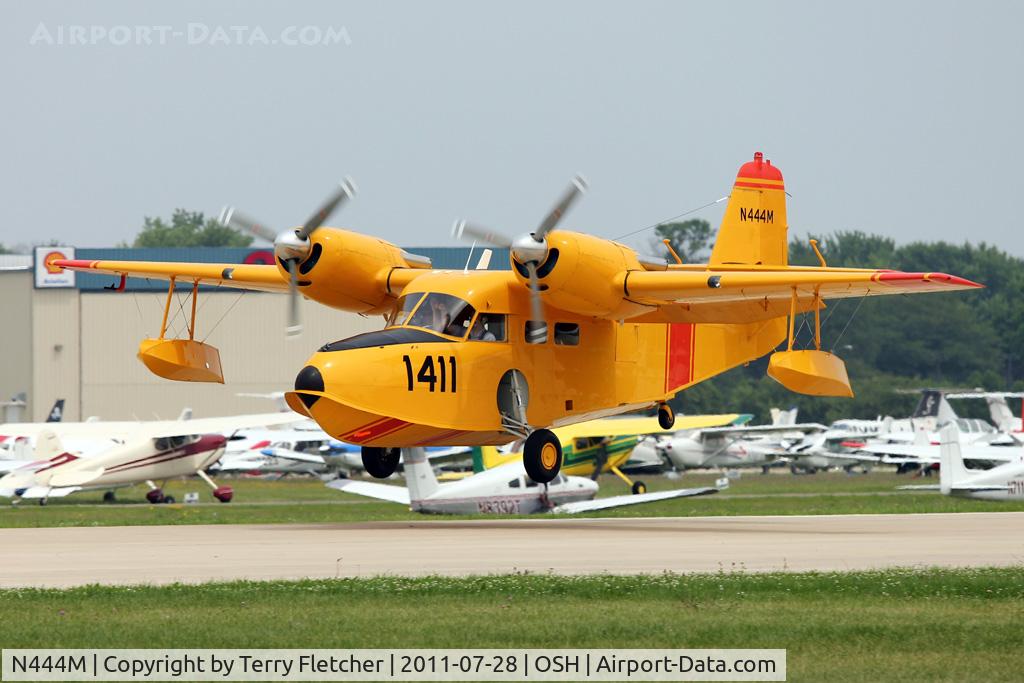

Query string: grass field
2 470 1023 528
2 569 1022 682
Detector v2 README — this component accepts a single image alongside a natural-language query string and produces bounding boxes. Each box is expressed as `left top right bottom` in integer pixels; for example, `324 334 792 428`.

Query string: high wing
552 486 718 514
625 267 982 323
692 422 827 438
898 484 1010 492
326 477 411 505
554 414 751 442
55 259 290 293
862 443 1022 463
0 412 305 441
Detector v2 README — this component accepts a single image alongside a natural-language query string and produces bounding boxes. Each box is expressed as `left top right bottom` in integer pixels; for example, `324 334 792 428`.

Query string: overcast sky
2 0 1021 257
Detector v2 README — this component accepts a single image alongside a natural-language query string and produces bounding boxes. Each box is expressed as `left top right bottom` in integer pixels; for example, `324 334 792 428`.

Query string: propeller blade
534 174 587 239
525 262 547 344
219 207 277 243
298 176 358 240
285 260 302 338
452 220 514 248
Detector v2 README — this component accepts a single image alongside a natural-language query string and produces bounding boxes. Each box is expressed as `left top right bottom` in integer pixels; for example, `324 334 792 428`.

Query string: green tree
0 244 12 254
653 219 714 263
132 210 253 248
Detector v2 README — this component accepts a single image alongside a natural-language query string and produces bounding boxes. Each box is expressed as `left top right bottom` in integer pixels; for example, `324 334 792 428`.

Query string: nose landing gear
362 446 401 479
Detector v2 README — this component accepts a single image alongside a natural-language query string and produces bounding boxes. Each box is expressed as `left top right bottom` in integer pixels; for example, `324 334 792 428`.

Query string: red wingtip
876 272 984 289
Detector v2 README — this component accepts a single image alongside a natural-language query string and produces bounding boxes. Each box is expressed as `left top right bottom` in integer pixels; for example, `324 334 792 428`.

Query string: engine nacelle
282 228 422 314
517 231 654 319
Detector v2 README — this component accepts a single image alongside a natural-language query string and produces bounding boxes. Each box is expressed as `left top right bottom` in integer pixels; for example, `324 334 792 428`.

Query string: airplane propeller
220 178 358 337
452 175 587 342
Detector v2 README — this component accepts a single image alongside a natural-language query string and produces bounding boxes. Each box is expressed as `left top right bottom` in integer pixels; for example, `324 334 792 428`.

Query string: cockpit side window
469 313 507 342
387 293 425 327
406 293 477 338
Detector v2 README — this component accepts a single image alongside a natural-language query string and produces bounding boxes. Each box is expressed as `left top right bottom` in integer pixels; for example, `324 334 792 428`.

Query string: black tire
657 403 675 430
631 481 647 495
38 498 48 507
362 446 401 479
103 491 116 503
523 429 561 484
163 495 176 504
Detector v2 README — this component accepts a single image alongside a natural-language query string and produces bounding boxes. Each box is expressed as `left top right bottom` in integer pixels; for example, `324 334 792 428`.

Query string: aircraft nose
294 365 325 408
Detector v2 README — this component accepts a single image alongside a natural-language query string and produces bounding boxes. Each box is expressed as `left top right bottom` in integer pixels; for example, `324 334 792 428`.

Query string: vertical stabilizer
401 447 440 506
985 396 1017 433
33 430 67 461
709 152 788 266
45 399 65 423
939 424 967 495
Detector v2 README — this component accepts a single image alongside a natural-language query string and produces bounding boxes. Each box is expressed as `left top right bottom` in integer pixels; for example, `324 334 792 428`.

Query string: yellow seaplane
55 153 981 484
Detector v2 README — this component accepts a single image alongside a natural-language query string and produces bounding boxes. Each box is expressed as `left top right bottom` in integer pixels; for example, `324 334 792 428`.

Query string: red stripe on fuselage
665 323 695 392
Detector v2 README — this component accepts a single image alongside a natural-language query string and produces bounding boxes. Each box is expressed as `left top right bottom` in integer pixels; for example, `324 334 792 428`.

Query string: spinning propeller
219 178 358 337
452 175 587 342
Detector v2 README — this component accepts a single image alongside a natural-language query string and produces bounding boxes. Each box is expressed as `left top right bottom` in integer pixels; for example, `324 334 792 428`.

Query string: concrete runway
3 512 1023 588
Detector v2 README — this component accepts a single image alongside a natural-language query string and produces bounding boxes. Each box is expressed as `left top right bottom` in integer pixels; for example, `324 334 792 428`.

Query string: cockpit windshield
405 293 477 338
387 293 424 327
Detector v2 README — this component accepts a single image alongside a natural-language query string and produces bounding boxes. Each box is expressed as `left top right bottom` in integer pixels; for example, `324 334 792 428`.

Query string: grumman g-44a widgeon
55 153 982 484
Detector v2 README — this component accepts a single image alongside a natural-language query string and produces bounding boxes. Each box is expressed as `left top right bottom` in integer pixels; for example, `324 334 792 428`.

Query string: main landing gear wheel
523 429 562 484
362 446 401 479
146 488 165 504
657 403 675 430
163 495 176 504
103 491 116 503
631 481 647 495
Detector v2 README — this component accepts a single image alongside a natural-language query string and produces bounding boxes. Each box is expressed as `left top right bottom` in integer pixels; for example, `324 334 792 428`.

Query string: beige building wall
0 271 33 416
30 288 81 421
78 290 381 420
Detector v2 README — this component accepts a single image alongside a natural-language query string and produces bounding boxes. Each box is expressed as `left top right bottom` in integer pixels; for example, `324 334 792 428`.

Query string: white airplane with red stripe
0 412 304 504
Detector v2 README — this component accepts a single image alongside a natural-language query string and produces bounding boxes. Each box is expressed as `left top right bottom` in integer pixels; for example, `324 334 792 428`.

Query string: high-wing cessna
328 446 720 515
0 412 302 503
54 153 981 484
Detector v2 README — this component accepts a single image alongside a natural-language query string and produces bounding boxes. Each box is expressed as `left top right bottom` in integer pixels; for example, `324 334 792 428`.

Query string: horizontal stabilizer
552 486 718 514
20 486 81 499
49 467 105 487
327 478 411 505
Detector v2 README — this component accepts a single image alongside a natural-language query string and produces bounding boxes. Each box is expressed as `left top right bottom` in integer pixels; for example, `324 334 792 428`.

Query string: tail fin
939 424 967 495
709 152 787 266
33 430 66 461
985 396 1017 432
400 447 440 503
45 399 65 423
770 407 798 426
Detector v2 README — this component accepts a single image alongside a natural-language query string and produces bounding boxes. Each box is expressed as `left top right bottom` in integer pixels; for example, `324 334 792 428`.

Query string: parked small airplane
0 412 303 504
898 425 1024 501
469 414 748 493
633 412 825 473
328 447 720 515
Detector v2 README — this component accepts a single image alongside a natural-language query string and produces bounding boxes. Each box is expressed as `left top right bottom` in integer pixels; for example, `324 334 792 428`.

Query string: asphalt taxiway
2 512 1022 588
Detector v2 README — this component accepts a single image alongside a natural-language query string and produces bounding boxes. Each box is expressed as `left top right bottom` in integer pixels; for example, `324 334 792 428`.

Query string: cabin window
406 293 476 338
525 478 539 487
524 321 548 344
509 478 521 488
554 322 580 346
387 293 424 327
469 313 506 342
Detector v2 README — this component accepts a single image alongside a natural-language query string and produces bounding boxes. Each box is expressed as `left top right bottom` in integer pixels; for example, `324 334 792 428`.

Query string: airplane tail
33 430 66 461
770 407 798 427
45 399 65 423
985 396 1017 433
939 424 967 495
709 152 788 267
401 447 440 503
912 390 958 428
